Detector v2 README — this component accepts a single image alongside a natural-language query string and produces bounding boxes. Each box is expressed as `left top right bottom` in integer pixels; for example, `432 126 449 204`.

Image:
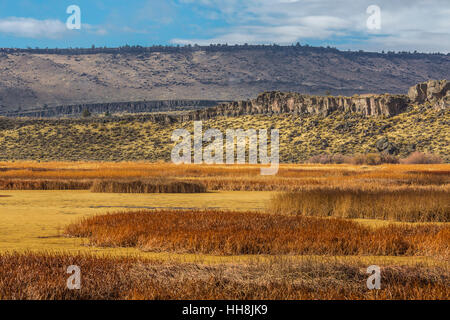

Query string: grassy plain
0 190 268 255
0 162 448 299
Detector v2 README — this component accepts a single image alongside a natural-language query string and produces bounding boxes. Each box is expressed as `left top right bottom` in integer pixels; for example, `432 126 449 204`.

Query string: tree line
0 44 447 57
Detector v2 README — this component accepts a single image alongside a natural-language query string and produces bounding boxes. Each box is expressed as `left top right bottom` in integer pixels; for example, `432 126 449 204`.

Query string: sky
0 0 449 53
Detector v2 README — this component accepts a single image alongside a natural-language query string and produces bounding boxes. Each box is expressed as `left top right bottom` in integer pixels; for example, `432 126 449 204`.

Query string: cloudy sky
0 0 449 53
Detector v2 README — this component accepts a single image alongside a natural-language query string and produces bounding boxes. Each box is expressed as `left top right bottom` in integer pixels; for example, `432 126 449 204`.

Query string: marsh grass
65 210 449 258
90 180 207 193
0 162 448 191
0 179 91 190
0 253 448 300
269 187 450 222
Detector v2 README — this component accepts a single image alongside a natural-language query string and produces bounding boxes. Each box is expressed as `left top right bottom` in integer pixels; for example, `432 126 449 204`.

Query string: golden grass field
0 161 448 299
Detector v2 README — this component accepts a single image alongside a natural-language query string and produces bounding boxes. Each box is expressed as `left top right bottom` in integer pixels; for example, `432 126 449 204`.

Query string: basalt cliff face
1 100 224 118
175 80 448 122
1 80 447 121
207 92 409 117
408 79 450 109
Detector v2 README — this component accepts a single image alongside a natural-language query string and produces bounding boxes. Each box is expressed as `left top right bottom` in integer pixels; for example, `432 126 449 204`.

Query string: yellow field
0 189 446 265
0 190 270 256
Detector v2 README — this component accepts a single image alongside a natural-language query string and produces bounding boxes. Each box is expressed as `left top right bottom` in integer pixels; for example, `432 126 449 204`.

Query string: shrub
82 109 91 117
308 153 398 165
307 154 351 164
379 152 399 164
350 153 380 165
400 152 443 164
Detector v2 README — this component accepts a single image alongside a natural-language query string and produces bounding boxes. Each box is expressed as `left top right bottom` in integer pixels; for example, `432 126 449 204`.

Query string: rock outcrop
0 93 412 119
196 79 448 120
0 100 225 118
208 92 410 117
408 79 449 108
1 80 448 120
171 92 409 121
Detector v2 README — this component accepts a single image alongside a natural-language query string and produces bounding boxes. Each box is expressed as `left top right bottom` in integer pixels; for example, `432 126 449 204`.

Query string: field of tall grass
0 179 90 190
0 162 448 191
1 161 448 300
65 210 449 258
0 253 448 300
269 187 449 222
90 180 207 193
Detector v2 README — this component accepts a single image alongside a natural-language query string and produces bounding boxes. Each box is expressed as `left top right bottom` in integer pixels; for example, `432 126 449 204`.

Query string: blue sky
0 0 449 53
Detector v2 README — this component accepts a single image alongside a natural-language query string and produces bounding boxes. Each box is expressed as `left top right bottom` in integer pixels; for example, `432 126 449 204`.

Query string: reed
269 187 450 222
0 162 448 190
65 210 449 258
0 179 91 190
90 179 207 193
0 253 448 300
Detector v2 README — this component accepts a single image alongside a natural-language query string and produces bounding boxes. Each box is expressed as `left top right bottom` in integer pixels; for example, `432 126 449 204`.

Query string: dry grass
1 161 448 300
0 162 448 191
0 252 448 300
269 187 450 222
0 179 91 190
90 180 207 193
65 210 449 258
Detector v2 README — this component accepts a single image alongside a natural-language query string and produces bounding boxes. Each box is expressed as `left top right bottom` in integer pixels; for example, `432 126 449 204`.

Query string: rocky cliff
2 80 447 121
172 80 448 122
0 100 225 118
408 79 450 109
205 92 409 117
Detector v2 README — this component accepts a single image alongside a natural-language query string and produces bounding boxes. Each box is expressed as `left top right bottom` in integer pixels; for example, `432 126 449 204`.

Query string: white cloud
172 0 450 53
0 17 110 39
0 17 68 39
83 24 109 36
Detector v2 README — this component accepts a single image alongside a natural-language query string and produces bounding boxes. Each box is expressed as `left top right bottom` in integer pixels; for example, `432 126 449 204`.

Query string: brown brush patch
0 253 448 300
269 187 450 222
65 210 449 258
0 179 91 190
90 180 207 193
0 163 448 187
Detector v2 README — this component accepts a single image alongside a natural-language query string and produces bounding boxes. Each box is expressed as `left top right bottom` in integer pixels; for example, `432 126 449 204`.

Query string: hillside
0 104 448 162
1 45 450 113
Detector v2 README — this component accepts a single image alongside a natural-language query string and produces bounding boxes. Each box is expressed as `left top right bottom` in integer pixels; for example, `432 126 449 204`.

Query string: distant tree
82 109 91 117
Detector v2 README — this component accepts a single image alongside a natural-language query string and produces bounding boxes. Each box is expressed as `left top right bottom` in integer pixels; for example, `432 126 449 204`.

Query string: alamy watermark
171 121 279 175
366 265 381 290
66 5 81 30
64 5 379 33
66 265 81 290
366 5 381 30
63 263 380 291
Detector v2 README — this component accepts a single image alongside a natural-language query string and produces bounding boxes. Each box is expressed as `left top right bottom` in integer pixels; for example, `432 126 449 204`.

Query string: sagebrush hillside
0 104 448 162
1 45 450 112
